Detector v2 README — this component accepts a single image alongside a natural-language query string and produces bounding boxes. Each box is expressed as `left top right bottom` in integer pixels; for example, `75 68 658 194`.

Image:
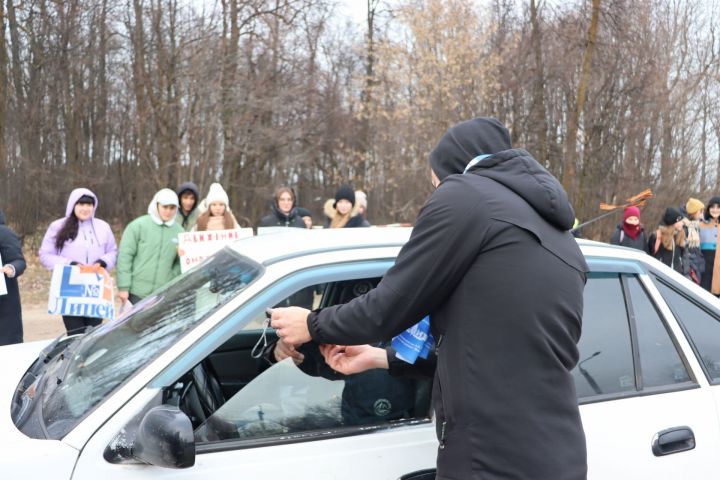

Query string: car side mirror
105 405 195 468
133 405 195 469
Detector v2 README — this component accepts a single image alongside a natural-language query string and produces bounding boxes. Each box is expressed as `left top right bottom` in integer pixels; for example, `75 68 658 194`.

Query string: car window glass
39 249 262 439
171 275 431 446
655 280 720 382
572 273 635 398
243 285 323 330
625 276 690 387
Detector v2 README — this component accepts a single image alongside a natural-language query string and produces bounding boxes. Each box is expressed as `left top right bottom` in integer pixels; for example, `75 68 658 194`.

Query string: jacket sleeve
98 221 118 271
0 227 26 277
386 346 436 379
609 227 621 245
116 221 139 291
307 178 489 345
38 221 69 269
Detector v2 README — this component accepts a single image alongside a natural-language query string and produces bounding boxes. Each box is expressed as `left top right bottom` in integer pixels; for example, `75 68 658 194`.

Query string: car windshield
40 248 263 439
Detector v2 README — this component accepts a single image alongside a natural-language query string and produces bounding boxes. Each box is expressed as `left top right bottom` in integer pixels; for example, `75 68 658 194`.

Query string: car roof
229 227 414 265
230 227 655 266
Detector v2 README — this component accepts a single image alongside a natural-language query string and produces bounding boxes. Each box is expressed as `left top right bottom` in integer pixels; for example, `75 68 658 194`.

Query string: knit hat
623 206 640 222
661 207 683 226
429 117 512 181
334 185 355 208
206 183 230 206
156 188 179 207
685 198 704 216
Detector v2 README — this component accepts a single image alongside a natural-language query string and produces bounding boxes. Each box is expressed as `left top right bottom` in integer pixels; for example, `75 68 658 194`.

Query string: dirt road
22 305 66 342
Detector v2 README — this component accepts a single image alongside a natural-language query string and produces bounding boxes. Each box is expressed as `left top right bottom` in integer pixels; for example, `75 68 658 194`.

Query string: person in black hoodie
271 117 589 480
258 186 307 229
0 209 27 346
176 181 200 232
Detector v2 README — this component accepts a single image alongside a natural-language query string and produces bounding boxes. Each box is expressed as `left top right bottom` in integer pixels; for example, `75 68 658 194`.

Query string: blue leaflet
392 316 434 364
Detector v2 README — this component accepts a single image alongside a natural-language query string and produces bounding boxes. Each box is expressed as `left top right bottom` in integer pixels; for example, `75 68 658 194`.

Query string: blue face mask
463 154 492 174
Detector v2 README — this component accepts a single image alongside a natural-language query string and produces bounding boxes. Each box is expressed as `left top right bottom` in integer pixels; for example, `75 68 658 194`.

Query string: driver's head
429 117 512 182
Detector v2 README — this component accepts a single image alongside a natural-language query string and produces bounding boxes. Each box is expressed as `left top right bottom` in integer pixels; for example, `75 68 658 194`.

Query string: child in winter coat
176 181 200 232
609 206 647 251
683 198 705 285
699 196 720 296
117 188 183 305
324 185 367 229
0 210 26 345
258 186 307 228
39 188 117 335
648 207 688 275
194 183 241 232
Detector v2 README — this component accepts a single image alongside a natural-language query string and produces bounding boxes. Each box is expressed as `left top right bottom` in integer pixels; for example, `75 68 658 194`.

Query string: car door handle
651 426 695 456
398 469 436 480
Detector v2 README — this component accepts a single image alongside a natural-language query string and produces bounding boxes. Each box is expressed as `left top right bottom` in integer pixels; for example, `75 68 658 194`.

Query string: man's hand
319 344 389 375
1 265 14 278
273 338 305 365
270 307 312 345
117 290 129 303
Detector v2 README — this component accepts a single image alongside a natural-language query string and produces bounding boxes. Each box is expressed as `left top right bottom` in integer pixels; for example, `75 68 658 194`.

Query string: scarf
622 221 642 241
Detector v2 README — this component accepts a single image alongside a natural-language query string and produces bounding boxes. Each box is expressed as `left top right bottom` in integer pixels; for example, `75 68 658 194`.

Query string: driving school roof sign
178 228 253 273
48 265 115 320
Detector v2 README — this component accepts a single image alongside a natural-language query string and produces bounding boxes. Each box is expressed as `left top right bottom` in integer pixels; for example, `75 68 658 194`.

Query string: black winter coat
307 149 589 480
0 210 26 345
647 232 689 276
610 223 648 252
258 204 306 228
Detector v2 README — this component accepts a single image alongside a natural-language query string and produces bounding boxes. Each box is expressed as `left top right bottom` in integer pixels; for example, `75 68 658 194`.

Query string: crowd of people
609 197 720 296
0 177 718 346
0 182 371 343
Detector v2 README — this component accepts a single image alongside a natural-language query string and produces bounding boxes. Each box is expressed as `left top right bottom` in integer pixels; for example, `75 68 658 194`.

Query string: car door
651 275 720 434
71 259 437 480
578 261 720 479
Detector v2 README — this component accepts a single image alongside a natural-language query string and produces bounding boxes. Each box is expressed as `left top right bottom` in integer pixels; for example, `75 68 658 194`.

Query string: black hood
429 117 512 181
0 209 5 225
271 202 298 221
176 182 199 205
468 149 576 230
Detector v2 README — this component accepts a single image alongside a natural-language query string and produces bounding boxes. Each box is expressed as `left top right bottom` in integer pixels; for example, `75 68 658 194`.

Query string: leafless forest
1 0 719 240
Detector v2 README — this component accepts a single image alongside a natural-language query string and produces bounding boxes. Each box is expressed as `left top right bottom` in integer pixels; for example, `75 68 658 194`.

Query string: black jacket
610 223 648 252
259 204 306 228
0 210 26 345
307 148 588 480
648 232 689 275
260 341 416 426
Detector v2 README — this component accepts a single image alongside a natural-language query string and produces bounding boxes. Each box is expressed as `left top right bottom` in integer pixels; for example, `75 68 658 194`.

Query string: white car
3 228 720 479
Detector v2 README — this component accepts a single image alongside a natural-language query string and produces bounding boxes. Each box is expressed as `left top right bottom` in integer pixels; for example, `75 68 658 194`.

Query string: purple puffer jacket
39 188 118 270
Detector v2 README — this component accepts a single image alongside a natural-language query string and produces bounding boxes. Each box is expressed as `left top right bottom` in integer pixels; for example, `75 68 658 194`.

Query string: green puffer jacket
117 207 184 298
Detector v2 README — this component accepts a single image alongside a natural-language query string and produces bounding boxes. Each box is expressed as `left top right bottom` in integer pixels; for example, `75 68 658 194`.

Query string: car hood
0 340 79 478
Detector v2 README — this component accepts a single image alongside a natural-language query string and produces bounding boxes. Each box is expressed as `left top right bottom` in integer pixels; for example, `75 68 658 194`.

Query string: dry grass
18 251 53 305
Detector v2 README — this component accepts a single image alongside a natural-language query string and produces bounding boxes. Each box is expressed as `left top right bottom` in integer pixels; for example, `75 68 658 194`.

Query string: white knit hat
155 188 179 207
206 183 230 206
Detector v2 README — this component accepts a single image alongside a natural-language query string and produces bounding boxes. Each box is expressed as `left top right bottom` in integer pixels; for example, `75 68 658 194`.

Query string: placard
48 265 115 320
0 253 7 297
178 228 253 273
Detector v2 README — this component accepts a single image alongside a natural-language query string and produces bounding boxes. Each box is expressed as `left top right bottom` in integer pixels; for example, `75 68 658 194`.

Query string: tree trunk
529 0 549 168
562 0 601 200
